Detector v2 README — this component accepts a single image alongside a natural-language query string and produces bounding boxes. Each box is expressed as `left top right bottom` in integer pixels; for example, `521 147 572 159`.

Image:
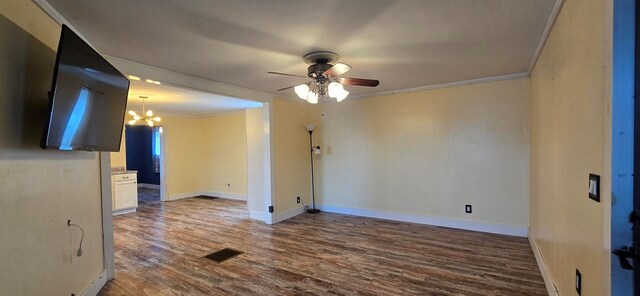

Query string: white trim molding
274 206 306 223
528 0 565 74
528 229 559 296
80 269 107 296
202 191 247 201
249 210 267 222
317 204 528 237
168 191 248 201
350 72 529 100
167 191 202 201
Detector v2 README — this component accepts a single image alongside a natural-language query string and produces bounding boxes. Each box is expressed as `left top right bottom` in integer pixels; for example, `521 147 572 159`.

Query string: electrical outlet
296 196 301 204
576 269 582 295
465 205 472 213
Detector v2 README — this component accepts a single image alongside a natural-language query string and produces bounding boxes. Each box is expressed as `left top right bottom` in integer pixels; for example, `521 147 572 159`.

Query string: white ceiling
127 81 262 116
48 0 556 99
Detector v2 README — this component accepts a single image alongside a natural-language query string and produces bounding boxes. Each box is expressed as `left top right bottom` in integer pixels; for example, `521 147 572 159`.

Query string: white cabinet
112 173 138 215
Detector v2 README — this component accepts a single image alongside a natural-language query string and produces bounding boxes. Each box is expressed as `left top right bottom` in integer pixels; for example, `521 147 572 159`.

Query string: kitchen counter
111 169 138 175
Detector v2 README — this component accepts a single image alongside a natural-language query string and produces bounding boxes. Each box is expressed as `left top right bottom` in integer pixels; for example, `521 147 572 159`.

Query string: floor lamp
305 124 321 214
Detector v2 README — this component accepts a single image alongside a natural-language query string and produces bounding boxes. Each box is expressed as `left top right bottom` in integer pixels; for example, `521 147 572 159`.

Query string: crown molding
349 72 529 100
528 0 565 74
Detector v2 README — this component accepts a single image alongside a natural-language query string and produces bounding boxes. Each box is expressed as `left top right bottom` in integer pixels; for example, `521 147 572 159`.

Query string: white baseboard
317 204 528 237
80 269 107 296
137 183 160 189
274 206 305 223
167 191 202 201
529 229 559 296
249 210 267 222
202 191 247 201
112 207 136 216
168 191 247 202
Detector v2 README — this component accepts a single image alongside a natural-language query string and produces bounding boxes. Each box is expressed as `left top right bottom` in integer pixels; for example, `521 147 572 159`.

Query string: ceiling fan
268 51 379 104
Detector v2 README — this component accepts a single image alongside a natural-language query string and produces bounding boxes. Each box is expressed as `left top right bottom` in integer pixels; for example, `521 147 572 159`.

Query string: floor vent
204 248 243 263
194 195 218 199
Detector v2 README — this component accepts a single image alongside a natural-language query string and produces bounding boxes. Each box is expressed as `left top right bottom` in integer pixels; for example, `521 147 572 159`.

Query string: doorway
125 125 166 203
611 0 636 295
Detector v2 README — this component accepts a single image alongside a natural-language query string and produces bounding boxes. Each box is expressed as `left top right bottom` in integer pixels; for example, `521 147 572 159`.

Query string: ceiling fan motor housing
308 63 332 78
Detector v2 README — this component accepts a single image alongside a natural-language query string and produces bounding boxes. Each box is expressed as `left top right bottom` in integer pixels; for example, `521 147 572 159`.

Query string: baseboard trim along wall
528 229 559 296
274 206 306 223
80 269 107 296
202 191 247 201
168 191 248 201
137 183 161 189
167 191 202 201
249 210 267 222
317 204 528 237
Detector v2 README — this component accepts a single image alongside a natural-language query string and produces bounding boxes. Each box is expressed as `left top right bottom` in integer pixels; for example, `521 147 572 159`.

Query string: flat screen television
41 24 130 152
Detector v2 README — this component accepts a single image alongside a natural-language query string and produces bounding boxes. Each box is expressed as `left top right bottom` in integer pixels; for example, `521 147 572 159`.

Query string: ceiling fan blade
338 77 380 87
323 62 352 78
277 85 299 91
267 71 308 79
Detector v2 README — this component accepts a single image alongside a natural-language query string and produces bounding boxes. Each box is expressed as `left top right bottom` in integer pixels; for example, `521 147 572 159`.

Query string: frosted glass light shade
145 109 154 117
304 124 316 132
335 89 349 102
294 84 310 99
328 82 343 97
307 92 318 104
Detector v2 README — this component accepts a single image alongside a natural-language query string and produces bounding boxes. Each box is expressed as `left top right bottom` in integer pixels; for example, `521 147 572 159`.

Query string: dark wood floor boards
99 189 547 296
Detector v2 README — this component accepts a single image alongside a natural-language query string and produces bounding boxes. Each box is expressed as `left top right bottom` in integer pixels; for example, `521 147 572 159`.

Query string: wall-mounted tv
41 24 129 152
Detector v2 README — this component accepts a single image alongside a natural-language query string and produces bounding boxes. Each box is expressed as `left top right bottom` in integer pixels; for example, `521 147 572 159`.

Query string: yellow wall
0 0 105 294
160 114 206 198
529 0 612 295
200 112 247 196
155 113 250 199
318 78 530 228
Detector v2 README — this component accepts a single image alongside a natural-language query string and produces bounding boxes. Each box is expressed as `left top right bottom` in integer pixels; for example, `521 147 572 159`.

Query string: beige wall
200 112 247 195
529 0 612 295
0 0 105 294
110 126 127 168
272 98 316 214
246 108 266 214
318 79 530 228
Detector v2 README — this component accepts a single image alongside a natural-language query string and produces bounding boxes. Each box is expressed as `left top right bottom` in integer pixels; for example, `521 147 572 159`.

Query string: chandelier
127 96 161 126
294 81 349 104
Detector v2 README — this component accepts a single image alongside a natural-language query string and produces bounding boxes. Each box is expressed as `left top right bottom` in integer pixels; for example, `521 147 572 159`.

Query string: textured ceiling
47 0 556 99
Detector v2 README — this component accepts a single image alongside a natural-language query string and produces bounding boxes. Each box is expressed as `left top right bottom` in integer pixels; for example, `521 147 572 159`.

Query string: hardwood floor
100 191 547 296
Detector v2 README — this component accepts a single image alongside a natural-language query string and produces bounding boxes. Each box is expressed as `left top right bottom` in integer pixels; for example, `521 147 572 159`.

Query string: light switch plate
588 174 600 202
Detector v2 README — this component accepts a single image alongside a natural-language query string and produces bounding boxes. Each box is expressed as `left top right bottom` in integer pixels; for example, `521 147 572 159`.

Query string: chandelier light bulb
127 119 136 125
294 84 310 100
133 115 141 120
145 110 153 117
153 117 161 122
128 110 137 116
146 120 154 127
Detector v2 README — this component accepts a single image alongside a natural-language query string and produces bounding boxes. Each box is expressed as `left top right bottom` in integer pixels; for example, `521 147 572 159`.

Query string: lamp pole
307 128 320 213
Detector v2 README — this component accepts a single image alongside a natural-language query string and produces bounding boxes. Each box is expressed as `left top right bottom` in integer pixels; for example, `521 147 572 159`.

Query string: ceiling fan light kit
269 51 379 104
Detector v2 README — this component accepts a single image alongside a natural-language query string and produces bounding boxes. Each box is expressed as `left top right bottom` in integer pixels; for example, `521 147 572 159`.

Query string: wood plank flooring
99 190 547 296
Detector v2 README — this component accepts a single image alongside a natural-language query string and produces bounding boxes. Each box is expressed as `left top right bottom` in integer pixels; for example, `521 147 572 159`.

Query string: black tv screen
41 25 129 152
